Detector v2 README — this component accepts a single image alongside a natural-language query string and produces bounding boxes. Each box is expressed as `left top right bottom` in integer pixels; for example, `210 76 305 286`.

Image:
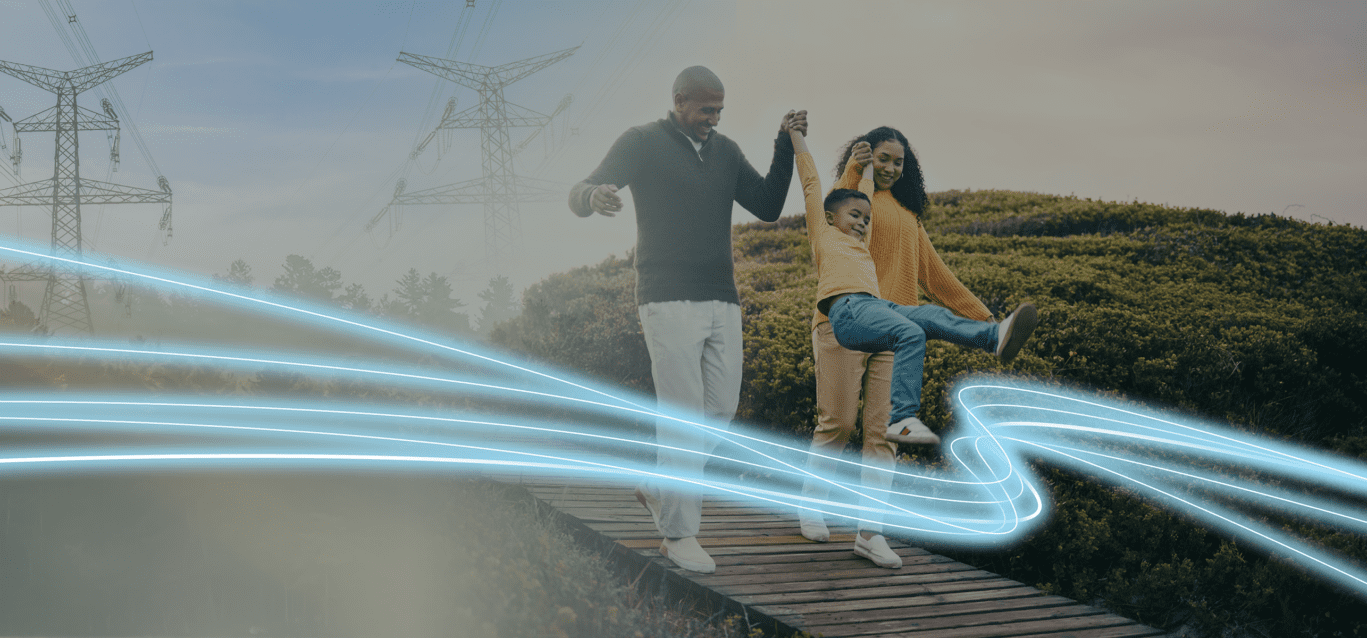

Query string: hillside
492 190 1367 637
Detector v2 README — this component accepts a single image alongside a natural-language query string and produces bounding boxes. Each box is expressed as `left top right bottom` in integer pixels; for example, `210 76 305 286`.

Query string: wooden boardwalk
508 478 1169 638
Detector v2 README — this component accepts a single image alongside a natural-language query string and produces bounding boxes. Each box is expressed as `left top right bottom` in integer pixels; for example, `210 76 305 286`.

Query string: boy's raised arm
789 128 825 236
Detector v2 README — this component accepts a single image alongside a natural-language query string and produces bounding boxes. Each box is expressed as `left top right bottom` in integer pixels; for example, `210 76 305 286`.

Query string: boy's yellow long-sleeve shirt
809 159 993 326
799 151 880 308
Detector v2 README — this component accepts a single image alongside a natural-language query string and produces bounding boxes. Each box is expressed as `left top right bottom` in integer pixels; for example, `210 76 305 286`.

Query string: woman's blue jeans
827 293 998 423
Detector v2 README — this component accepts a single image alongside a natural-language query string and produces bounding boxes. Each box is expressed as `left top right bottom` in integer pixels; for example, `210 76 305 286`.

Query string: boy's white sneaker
854 533 902 569
799 514 830 542
886 417 940 446
996 302 1039 363
660 536 716 573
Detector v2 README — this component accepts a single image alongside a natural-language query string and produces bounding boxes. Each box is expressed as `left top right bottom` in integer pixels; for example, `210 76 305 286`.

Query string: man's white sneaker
854 533 902 569
660 536 716 573
995 302 1038 363
885 417 940 446
635 485 664 534
799 514 830 542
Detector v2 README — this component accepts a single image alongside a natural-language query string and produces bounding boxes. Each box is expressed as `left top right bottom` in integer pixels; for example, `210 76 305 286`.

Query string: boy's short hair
824 188 870 213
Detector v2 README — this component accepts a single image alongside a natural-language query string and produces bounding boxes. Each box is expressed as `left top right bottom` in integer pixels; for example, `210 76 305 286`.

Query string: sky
0 0 1363 318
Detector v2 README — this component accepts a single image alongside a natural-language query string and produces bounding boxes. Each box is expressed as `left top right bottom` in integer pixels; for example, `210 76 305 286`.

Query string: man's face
673 88 724 142
825 197 871 241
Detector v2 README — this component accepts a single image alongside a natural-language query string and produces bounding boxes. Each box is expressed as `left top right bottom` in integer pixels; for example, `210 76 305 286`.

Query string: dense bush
493 191 1367 637
490 253 652 396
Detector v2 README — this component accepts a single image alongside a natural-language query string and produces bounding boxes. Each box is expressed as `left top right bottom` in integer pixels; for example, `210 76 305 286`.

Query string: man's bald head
672 66 724 100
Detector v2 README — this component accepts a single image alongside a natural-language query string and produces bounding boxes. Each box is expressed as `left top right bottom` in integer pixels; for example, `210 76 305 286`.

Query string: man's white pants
637 300 743 540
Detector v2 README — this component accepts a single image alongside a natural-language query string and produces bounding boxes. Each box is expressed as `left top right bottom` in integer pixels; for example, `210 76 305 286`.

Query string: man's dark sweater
570 113 795 306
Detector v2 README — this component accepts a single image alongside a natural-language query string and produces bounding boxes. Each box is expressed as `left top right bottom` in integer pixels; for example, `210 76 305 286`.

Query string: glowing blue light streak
3 235 1366 598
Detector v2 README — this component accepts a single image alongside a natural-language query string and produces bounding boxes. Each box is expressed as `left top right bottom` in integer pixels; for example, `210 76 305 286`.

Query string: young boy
793 126 1038 566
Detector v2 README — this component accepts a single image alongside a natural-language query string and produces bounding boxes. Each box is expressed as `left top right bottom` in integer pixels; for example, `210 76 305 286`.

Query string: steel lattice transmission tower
367 46 577 272
0 52 172 335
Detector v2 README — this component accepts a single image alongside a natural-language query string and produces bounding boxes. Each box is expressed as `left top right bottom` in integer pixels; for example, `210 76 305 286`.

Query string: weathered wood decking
508 478 1169 638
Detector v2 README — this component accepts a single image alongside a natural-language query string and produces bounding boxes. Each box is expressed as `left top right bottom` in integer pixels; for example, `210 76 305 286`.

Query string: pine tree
337 283 372 313
477 275 518 335
215 259 255 287
272 255 342 302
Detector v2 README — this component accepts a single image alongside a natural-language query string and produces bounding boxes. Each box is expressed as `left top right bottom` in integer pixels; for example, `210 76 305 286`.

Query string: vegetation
0 254 520 348
491 190 1367 637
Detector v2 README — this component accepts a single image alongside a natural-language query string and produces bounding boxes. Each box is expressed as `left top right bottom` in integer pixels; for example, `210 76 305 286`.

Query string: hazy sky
1 0 1363 313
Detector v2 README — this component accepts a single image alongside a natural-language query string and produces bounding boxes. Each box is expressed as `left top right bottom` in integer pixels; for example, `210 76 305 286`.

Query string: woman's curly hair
833 126 929 217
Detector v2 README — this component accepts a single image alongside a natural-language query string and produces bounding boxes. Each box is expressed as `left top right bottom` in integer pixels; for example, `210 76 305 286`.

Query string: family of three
568 66 1038 574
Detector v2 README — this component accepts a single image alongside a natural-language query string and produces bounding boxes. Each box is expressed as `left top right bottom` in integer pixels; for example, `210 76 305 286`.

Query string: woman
800 126 1000 569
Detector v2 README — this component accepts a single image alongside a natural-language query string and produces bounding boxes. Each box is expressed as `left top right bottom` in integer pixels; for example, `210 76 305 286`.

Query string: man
569 65 806 573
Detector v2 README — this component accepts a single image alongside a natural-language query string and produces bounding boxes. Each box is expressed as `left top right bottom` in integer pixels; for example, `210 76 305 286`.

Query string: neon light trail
3 235 1366 600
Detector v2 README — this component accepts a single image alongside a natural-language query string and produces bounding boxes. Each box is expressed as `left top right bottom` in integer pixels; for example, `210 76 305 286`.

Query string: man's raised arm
734 110 807 222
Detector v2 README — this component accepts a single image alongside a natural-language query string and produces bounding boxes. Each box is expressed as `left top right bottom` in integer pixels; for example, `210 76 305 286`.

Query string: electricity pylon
0 52 172 335
367 46 578 273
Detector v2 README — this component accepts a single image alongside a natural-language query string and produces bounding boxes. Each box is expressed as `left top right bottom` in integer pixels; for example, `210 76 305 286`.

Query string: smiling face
871 140 905 191
673 88 724 142
825 196 871 241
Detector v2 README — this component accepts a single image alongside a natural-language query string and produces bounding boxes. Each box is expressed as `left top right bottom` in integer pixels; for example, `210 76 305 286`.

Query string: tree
372 293 409 321
476 275 519 335
272 255 342 303
336 283 372 313
389 268 470 335
0 299 42 334
214 259 254 287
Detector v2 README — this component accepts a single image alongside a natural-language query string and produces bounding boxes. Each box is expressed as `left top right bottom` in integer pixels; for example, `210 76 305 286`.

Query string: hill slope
493 190 1367 637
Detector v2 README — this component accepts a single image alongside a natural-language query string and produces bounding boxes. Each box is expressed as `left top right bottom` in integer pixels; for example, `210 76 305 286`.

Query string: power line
365 46 580 274
533 0 688 178
45 0 165 184
308 2 473 267
0 53 171 335
314 1 486 268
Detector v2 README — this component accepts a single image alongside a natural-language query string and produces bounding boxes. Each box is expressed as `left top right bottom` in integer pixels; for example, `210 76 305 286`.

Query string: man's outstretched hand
590 183 623 217
780 110 808 137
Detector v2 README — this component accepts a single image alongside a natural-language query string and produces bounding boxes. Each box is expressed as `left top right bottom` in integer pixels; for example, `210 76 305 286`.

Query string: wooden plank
614 534 870 549
741 581 1033 611
723 568 1003 598
580 518 803 531
563 509 796 524
784 592 1071 626
694 553 959 580
802 599 1100 636
1021 624 1169 638
836 612 1141 638
525 489 761 507
688 540 888 558
711 547 933 567
580 522 818 536
692 558 979 587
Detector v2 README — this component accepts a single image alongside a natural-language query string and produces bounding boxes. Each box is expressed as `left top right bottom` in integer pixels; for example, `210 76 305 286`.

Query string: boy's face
825 197 871 241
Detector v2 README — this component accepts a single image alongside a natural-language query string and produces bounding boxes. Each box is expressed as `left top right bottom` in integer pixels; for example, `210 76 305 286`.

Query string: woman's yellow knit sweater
811 159 992 326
